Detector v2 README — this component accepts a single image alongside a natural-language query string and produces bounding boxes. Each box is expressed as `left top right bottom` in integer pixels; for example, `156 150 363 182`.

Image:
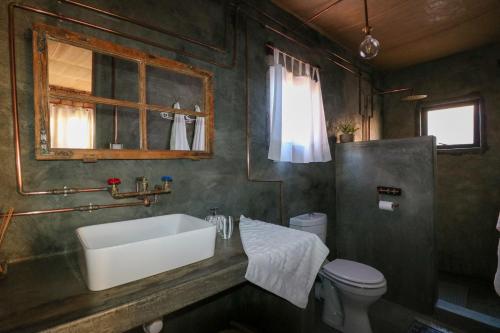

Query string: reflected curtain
268 49 331 163
50 103 95 149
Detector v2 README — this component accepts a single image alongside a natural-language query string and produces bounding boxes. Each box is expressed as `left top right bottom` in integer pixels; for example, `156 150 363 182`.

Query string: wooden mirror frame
32 23 214 161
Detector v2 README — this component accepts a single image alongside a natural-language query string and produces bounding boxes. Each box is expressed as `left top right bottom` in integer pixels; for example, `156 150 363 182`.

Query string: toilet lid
323 259 385 286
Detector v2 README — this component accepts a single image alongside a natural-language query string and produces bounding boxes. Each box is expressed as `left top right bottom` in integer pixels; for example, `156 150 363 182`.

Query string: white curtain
268 49 331 163
50 103 95 149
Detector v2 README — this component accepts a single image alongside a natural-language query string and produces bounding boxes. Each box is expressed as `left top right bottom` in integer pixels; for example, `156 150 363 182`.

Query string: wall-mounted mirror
33 23 213 161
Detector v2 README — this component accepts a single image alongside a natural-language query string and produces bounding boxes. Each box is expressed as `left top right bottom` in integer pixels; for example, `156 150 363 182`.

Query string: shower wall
335 136 437 313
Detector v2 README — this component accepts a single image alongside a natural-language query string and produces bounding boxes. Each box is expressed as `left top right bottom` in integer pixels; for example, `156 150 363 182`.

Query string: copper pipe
111 57 119 144
0 208 14 252
7 1 238 196
9 3 107 195
0 200 152 218
375 88 412 95
111 188 171 199
60 0 233 54
11 3 238 69
245 21 285 226
264 24 358 75
302 0 343 26
241 0 356 68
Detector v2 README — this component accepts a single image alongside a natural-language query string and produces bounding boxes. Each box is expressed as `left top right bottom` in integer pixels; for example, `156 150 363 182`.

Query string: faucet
107 176 172 200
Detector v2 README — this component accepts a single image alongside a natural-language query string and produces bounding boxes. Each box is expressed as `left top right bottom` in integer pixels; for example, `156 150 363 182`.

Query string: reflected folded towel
170 102 190 151
239 215 329 308
192 105 205 151
497 211 500 232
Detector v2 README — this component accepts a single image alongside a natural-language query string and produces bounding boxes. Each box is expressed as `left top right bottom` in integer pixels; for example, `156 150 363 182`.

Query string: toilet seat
322 259 386 289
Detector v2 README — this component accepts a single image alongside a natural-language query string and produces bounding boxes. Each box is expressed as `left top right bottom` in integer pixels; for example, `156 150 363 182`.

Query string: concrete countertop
0 228 247 333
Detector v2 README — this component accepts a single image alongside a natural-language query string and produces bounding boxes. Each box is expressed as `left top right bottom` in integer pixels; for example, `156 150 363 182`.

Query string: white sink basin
76 214 216 291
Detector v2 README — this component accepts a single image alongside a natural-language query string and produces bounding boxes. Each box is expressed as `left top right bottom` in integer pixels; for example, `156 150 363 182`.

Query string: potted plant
336 120 359 143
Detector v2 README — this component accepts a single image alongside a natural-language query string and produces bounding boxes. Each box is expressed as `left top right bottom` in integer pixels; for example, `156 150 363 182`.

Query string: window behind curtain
267 48 331 163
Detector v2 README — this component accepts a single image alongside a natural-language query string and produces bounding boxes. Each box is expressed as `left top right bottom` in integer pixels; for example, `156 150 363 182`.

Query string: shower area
379 43 500 331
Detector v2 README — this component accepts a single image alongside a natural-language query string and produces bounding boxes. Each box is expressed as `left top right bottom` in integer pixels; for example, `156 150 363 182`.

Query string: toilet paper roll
378 200 397 211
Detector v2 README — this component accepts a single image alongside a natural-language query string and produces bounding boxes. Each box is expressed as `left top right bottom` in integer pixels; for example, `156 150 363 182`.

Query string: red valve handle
107 178 121 185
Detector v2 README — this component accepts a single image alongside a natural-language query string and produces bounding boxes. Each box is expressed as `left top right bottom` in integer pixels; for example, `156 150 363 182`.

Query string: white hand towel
170 102 190 151
496 211 500 232
239 215 329 308
495 211 500 296
192 104 205 151
495 240 500 296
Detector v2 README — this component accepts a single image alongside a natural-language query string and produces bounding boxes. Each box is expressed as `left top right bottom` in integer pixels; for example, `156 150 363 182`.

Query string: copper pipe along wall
10 3 238 69
241 0 356 68
60 0 233 54
7 0 365 203
111 57 119 144
8 3 112 196
0 200 151 218
264 24 359 76
7 1 238 195
297 0 343 27
375 87 412 95
245 21 285 226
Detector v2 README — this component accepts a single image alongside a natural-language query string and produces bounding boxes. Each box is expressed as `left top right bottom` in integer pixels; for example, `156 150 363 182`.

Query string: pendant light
359 0 380 59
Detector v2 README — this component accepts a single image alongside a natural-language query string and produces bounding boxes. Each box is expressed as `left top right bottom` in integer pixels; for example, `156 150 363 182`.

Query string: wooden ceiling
272 0 500 70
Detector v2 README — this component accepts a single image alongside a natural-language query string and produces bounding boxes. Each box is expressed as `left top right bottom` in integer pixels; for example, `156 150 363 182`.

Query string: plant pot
339 134 354 143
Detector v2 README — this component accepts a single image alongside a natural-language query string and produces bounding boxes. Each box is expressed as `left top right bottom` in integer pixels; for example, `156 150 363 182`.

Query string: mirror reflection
48 40 140 149
35 24 213 159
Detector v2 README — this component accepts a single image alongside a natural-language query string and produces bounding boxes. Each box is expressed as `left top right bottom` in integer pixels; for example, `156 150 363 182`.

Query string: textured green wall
0 0 376 263
382 43 500 280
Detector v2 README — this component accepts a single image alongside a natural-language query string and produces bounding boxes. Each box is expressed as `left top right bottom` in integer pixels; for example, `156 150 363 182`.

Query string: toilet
290 213 387 333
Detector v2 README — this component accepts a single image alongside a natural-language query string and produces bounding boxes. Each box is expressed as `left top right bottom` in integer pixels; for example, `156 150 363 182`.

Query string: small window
420 96 483 152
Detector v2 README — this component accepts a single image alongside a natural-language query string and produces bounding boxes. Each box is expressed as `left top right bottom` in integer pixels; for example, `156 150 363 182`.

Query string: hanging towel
495 212 500 296
239 215 329 308
192 104 205 151
170 102 190 151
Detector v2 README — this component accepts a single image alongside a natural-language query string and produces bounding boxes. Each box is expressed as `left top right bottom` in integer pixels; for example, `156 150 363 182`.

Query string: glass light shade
359 34 380 59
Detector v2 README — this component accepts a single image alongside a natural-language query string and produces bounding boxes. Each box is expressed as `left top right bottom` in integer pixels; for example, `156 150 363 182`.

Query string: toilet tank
289 213 327 243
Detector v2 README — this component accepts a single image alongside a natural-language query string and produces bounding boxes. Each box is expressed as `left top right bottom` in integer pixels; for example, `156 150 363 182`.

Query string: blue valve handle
161 176 173 182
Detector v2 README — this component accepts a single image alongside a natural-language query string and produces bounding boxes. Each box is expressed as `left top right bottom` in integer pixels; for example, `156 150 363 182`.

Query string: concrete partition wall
335 136 437 313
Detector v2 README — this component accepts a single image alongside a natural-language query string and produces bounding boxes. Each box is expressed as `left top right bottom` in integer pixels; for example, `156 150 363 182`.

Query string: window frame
418 94 485 154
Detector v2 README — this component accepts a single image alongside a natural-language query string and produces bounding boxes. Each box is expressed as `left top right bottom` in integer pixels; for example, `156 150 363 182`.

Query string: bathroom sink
76 214 216 291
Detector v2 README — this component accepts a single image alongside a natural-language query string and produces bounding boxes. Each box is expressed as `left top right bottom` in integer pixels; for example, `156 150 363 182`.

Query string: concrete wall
0 0 377 264
381 43 500 280
335 137 437 313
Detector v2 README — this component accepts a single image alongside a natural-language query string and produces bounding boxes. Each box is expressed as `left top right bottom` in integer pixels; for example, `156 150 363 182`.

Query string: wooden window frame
418 94 485 154
33 23 214 161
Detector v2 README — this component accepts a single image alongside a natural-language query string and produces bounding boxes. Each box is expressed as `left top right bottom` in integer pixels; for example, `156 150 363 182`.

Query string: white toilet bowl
320 259 386 333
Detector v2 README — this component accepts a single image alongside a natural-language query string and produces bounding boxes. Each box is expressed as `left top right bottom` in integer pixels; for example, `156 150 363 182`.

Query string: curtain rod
265 43 321 69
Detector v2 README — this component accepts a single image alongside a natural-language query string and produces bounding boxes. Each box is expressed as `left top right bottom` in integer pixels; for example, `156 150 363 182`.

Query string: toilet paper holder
377 186 402 196
377 186 401 209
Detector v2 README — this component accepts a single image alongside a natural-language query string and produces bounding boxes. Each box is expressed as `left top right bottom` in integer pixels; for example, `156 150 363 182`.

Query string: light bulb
359 34 380 59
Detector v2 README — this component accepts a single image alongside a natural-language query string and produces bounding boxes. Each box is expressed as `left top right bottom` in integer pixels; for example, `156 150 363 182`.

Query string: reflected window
420 96 483 151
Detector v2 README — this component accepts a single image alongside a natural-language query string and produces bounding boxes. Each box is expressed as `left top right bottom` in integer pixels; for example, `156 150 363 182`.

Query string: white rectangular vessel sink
76 214 216 291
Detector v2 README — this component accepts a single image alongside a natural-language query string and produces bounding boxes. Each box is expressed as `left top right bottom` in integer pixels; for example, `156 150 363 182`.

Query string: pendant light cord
363 0 370 35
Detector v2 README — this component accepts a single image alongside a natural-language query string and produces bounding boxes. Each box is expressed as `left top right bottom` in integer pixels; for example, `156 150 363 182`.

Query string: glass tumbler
221 216 233 240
